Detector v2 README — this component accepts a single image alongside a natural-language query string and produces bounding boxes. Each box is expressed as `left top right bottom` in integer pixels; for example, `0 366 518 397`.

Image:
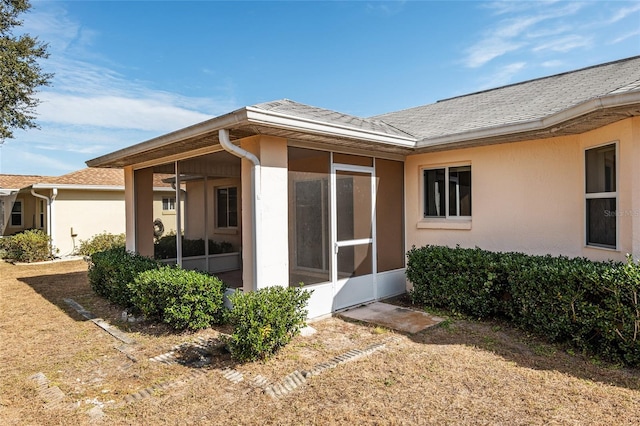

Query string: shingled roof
0 168 173 191
373 56 640 151
87 56 640 168
0 174 53 190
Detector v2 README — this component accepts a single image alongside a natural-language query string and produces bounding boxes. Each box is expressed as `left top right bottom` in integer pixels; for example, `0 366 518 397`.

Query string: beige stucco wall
183 178 241 250
53 190 125 256
405 117 640 263
241 135 289 291
3 194 44 235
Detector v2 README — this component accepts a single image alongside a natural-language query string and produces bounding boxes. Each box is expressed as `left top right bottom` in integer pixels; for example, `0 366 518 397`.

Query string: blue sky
2 0 639 176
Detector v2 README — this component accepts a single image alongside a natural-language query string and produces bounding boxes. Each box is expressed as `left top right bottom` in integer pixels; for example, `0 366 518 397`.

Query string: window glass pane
228 187 238 227
423 169 445 217
217 188 228 228
11 201 21 226
586 144 616 193
449 166 472 216
586 198 616 248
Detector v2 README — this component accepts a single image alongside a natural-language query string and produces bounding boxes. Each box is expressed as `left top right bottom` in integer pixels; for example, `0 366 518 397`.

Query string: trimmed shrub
407 245 640 366
77 232 126 256
129 266 226 330
1 229 53 262
226 285 312 362
87 247 160 307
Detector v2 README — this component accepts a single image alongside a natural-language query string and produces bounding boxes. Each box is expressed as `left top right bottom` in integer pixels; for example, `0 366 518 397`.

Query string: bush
1 229 53 262
87 247 160 307
129 266 226 330
226 285 312 362
407 245 640 366
77 232 126 256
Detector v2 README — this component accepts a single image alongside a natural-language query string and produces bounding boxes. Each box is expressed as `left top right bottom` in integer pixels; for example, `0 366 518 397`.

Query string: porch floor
338 302 444 334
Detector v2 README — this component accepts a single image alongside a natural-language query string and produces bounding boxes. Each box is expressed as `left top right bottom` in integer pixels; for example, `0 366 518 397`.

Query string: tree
0 0 52 142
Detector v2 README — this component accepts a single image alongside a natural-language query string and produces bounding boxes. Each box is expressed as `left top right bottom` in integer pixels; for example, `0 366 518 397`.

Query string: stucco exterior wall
181 178 241 250
241 135 289 291
405 117 639 263
53 190 125 256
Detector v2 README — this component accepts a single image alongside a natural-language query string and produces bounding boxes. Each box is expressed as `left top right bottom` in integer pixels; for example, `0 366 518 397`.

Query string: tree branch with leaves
0 0 52 143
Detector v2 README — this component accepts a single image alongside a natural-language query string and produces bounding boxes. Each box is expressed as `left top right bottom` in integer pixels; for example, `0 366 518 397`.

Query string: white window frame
216 186 238 229
421 164 472 221
584 142 618 250
10 200 23 227
162 197 176 211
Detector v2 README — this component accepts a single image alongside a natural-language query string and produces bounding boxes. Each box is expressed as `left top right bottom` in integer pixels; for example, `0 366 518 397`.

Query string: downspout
31 188 58 256
218 129 261 290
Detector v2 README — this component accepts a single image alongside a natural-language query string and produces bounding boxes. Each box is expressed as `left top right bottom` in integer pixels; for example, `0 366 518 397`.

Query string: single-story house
87 56 640 319
0 168 180 256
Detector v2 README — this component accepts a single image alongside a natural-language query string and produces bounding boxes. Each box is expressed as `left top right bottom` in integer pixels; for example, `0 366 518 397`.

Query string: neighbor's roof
1 168 173 191
87 56 640 168
0 174 53 190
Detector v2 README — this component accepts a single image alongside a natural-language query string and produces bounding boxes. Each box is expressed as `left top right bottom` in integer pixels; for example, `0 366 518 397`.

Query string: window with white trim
585 143 617 249
423 165 472 218
216 187 238 228
10 200 23 227
162 197 175 211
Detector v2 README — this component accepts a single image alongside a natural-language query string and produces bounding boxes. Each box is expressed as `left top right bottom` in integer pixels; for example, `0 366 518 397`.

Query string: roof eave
86 108 250 168
244 106 417 147
415 91 640 150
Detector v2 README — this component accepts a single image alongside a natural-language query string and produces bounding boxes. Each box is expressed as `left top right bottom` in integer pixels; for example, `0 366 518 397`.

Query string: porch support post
134 168 154 257
124 166 136 252
240 135 289 291
632 117 640 260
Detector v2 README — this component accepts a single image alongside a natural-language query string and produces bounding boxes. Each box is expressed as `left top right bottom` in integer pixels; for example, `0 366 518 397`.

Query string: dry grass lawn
1 259 639 425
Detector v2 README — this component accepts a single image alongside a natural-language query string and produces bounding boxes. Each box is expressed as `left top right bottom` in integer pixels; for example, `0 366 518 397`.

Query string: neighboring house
87 56 640 318
0 168 180 256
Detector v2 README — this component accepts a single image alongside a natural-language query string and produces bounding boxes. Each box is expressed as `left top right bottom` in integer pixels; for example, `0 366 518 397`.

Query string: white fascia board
31 184 125 191
31 183 174 193
86 108 249 168
417 91 640 149
245 107 417 148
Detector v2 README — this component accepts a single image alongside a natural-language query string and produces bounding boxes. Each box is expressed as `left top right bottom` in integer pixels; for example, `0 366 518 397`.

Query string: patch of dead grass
1 259 639 425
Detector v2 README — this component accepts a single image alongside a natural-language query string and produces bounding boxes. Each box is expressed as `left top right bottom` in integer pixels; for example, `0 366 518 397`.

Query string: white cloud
463 1 586 68
610 29 640 45
532 35 592 53
38 92 213 132
478 62 527 89
3 2 239 176
607 3 640 24
464 38 524 68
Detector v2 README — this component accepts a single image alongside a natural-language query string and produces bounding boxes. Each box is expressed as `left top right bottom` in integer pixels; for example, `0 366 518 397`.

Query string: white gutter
31 188 58 256
219 128 261 291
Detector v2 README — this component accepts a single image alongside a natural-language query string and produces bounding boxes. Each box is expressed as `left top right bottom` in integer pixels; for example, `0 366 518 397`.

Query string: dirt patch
1 259 639 425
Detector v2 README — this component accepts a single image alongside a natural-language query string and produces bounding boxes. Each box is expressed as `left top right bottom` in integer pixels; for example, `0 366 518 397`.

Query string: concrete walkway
338 302 444 334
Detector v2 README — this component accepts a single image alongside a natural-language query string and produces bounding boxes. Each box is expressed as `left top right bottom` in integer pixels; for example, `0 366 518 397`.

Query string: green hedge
129 266 226 330
77 232 126 256
87 248 160 307
226 286 312 362
1 229 54 262
407 245 640 366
